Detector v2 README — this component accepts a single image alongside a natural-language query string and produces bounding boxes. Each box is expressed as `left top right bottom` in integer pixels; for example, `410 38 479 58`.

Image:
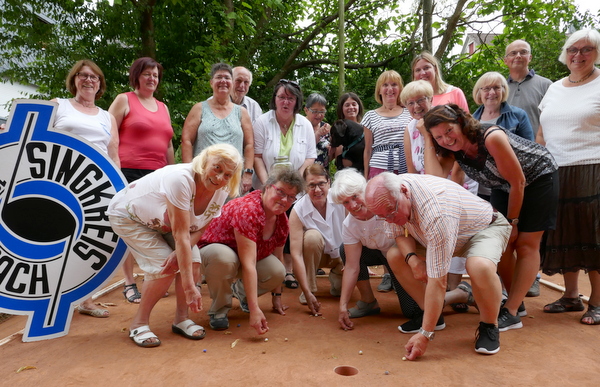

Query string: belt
490 210 498 224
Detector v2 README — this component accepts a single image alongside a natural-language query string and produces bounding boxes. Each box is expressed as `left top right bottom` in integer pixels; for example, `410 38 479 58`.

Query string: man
364 173 511 359
504 39 552 297
504 39 552 135
231 66 263 123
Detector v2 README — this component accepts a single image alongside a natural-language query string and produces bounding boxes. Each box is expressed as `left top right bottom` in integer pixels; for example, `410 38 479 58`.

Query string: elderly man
504 40 552 135
231 66 263 123
365 172 511 359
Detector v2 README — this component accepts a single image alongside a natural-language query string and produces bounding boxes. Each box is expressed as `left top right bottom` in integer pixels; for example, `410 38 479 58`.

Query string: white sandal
130 325 161 348
172 319 206 340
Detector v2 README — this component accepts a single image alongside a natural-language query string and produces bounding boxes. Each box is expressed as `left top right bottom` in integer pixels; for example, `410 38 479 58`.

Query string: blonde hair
472 71 509 105
65 59 106 100
400 80 434 106
411 52 450 96
374 70 404 105
191 144 243 198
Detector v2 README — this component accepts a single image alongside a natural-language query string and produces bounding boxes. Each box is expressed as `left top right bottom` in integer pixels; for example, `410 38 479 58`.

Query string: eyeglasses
76 72 100 82
141 73 159 79
270 184 297 202
480 86 503 93
276 95 296 103
307 108 326 115
406 97 429 108
213 74 232 81
375 200 398 221
505 49 530 58
566 46 596 55
278 79 300 89
307 181 328 191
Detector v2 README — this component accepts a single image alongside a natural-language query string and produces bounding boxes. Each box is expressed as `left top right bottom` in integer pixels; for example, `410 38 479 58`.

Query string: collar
507 68 536 84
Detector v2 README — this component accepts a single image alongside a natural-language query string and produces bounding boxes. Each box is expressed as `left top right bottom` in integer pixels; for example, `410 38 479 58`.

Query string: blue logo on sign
0 100 127 341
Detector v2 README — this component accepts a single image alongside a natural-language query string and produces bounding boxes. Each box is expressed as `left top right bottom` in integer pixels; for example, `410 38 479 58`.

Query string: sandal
544 297 585 313
77 305 109 318
580 304 600 325
172 319 206 340
283 273 299 289
123 283 141 304
348 300 381 318
130 325 161 348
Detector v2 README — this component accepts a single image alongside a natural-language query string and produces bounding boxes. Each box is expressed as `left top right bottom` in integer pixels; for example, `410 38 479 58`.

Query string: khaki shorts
109 215 201 280
456 212 511 265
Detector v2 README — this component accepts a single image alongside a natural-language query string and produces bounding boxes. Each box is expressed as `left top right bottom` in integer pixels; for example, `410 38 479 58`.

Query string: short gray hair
330 168 366 204
305 93 327 108
559 29 600 65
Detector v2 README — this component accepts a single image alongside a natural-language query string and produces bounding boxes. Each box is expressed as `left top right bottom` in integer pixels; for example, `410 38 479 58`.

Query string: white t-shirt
293 192 345 258
342 214 396 255
54 98 112 154
107 163 227 233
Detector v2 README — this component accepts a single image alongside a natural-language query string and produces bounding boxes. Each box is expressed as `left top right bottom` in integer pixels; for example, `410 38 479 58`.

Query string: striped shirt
400 174 493 278
361 109 412 172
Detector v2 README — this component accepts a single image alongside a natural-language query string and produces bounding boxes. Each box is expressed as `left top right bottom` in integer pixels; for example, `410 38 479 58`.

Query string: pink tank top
118 91 173 170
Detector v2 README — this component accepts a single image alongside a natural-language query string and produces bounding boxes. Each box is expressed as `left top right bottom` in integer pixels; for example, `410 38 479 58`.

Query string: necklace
568 67 596 84
74 98 96 109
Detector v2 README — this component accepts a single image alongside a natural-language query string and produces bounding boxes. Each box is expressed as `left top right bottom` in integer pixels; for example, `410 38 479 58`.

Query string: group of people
4 28 598 360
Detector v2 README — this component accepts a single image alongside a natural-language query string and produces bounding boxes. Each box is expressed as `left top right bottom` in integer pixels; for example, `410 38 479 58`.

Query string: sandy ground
1 267 598 387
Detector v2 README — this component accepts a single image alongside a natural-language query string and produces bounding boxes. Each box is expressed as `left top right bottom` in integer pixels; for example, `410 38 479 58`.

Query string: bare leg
504 231 543 316
467 256 502 324
562 271 580 299
356 280 376 303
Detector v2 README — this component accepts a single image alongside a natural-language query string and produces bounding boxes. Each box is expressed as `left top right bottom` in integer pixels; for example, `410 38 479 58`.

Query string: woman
401 80 478 313
331 168 474 330
361 70 412 180
181 63 254 193
537 29 600 325
336 92 365 122
253 79 317 189
411 52 470 111
289 164 344 306
198 169 305 334
51 59 119 318
108 144 243 347
304 93 334 169
472 72 533 141
109 57 175 304
423 104 559 332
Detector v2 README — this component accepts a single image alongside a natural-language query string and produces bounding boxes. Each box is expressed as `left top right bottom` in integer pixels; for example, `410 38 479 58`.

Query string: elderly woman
253 79 317 189
423 104 559 332
411 52 469 111
537 29 600 325
289 164 345 307
362 70 412 180
51 59 119 318
472 72 533 141
109 57 175 304
336 92 365 122
304 93 334 169
181 62 254 193
198 169 305 334
108 144 243 347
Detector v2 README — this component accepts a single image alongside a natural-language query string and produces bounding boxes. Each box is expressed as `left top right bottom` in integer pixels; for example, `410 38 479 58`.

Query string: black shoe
498 307 523 332
398 313 445 333
501 299 527 317
475 322 500 354
209 315 229 331
316 268 326 275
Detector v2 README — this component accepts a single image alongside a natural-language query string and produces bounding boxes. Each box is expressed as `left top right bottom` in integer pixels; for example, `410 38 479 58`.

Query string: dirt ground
1 267 598 387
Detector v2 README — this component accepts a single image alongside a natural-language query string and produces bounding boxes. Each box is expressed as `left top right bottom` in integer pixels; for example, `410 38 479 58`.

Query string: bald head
504 40 532 79
231 66 253 104
365 173 412 225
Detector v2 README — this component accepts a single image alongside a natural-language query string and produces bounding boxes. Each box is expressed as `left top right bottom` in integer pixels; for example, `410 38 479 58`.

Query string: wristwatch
418 327 435 341
243 168 254 174
507 217 519 226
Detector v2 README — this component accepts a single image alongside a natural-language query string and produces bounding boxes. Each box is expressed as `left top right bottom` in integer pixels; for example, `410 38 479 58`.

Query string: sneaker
231 281 249 313
498 307 523 331
377 273 393 292
299 292 307 305
526 277 540 297
398 313 445 333
475 322 500 354
500 299 527 317
348 299 381 318
209 315 229 331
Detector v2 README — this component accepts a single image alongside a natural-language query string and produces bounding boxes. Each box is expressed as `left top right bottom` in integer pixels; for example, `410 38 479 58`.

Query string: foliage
1 0 599 150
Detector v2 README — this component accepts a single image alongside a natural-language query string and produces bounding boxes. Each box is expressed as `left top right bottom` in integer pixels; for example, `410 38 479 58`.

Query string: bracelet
271 292 282 297
405 252 417 265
